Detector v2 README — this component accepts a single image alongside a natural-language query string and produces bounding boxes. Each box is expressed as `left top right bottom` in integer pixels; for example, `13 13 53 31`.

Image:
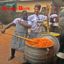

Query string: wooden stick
46 4 50 34
3 33 36 43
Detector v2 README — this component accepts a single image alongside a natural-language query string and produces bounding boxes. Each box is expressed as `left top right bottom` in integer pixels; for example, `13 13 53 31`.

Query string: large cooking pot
24 34 60 64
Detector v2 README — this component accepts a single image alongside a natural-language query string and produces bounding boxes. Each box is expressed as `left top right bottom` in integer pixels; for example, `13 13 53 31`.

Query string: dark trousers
11 48 15 57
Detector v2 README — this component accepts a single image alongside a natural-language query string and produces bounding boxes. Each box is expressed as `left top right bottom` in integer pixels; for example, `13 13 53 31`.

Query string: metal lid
56 52 64 59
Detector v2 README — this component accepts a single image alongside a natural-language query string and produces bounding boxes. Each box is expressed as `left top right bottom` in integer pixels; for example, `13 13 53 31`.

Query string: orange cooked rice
26 38 54 48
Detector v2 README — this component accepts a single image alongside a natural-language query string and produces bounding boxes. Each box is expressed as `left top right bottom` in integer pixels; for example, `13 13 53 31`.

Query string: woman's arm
1 22 15 33
19 20 31 28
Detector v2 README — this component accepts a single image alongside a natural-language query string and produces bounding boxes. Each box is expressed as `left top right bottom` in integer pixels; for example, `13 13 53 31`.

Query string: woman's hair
34 4 41 10
21 10 28 21
22 10 27 14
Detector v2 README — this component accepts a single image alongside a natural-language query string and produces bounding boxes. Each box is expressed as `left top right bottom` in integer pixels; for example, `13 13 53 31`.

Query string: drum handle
46 48 49 53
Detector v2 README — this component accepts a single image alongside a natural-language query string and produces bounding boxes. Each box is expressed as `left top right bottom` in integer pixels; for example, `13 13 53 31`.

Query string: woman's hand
1 29 5 33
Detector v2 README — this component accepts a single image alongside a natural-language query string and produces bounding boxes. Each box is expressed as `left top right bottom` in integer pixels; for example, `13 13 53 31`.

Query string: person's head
22 10 28 20
34 4 41 15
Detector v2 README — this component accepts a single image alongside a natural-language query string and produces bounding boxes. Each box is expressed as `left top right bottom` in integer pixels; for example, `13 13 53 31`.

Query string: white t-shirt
12 18 24 24
50 14 58 26
50 14 58 18
28 14 47 32
12 18 28 33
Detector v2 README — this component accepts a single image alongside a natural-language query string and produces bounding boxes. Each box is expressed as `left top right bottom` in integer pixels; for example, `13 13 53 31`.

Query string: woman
50 13 59 33
28 4 47 38
1 10 30 64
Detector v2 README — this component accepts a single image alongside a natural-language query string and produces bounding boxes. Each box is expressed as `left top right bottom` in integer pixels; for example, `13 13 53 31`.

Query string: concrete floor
0 27 23 64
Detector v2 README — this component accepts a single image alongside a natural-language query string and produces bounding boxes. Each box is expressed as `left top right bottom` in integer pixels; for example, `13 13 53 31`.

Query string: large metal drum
24 34 60 64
